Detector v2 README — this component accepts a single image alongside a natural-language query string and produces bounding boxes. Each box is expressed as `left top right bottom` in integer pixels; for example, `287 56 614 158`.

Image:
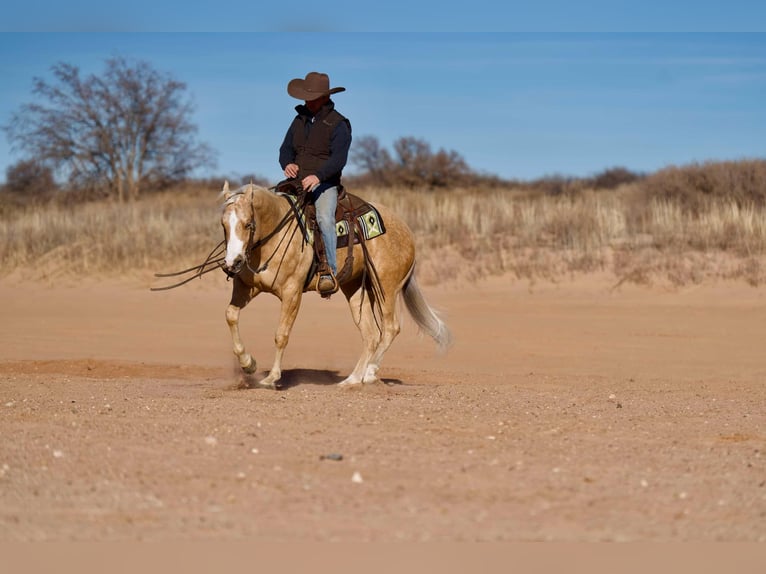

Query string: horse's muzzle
222 255 244 278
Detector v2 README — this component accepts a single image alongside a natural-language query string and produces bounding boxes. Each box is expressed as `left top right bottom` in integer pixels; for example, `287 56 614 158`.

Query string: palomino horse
220 181 450 389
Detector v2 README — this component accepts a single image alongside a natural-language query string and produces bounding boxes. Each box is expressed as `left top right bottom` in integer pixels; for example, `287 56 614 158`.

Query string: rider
279 71 352 296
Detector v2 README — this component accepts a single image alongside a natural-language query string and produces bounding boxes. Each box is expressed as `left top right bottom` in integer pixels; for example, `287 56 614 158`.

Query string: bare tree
4 57 216 201
350 135 473 188
350 135 392 182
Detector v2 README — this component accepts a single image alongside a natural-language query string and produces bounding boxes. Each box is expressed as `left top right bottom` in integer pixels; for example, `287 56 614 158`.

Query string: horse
219 181 451 389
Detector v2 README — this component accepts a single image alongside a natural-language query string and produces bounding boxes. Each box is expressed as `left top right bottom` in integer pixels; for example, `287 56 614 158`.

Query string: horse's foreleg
226 303 256 374
227 279 257 374
259 290 303 390
226 304 256 375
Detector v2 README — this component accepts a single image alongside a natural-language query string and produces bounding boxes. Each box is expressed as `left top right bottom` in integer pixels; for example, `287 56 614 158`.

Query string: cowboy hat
287 72 346 101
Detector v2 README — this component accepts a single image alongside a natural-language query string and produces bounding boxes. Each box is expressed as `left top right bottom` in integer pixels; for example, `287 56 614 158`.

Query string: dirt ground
1 272 765 542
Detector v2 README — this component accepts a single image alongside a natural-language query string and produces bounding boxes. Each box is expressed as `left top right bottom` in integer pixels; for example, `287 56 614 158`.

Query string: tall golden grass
2 181 765 287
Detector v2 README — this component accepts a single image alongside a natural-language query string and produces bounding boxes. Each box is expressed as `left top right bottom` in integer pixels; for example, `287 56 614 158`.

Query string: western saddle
274 179 386 298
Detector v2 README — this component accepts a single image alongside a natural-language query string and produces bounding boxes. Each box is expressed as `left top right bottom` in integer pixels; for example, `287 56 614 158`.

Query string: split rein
150 239 227 291
150 188 307 292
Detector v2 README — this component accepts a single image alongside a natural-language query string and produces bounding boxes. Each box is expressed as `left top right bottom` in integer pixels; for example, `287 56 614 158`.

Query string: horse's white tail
402 270 452 353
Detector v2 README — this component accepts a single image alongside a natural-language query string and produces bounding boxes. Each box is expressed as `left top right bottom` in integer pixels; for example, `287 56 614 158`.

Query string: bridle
222 186 308 279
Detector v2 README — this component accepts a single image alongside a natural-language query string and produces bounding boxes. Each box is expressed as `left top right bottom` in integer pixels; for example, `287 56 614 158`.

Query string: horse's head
220 181 255 276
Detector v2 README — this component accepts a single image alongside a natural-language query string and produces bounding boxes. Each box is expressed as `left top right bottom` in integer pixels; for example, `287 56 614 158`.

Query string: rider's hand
301 174 320 191
284 163 299 178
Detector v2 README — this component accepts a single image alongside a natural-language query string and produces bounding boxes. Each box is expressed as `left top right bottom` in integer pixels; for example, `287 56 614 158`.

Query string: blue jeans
312 184 338 275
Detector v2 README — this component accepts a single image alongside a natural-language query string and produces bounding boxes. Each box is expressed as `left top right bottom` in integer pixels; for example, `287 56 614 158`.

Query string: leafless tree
4 57 215 201
350 135 392 182
350 135 473 188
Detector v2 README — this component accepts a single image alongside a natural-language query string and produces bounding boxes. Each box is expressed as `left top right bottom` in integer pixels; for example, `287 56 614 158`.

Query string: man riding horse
279 71 351 297
154 72 449 389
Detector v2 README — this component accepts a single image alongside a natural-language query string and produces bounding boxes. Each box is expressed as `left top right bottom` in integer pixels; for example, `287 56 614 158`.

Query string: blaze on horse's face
221 185 253 275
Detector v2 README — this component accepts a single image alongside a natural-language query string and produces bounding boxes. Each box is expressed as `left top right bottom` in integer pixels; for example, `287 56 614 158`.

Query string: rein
151 186 305 291
150 240 226 291
233 188 308 277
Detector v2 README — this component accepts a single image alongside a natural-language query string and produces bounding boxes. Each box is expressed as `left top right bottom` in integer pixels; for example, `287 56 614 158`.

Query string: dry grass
2 181 766 287
0 190 220 281
642 159 766 214
361 185 766 286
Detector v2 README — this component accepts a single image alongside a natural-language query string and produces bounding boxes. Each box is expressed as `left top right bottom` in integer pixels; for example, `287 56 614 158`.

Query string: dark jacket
279 100 352 187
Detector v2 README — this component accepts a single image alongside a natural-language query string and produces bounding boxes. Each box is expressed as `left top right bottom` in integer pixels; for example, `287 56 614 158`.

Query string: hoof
258 374 282 390
338 379 362 389
241 356 257 374
257 380 278 390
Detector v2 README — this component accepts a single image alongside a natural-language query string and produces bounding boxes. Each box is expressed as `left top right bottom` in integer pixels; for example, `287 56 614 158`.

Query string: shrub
590 166 644 190
4 159 57 197
641 159 766 214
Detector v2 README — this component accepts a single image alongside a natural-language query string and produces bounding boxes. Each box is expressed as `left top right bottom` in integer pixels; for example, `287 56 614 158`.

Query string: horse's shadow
236 367 403 390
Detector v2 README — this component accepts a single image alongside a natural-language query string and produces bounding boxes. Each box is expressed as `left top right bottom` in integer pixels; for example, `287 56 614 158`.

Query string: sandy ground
1 272 765 542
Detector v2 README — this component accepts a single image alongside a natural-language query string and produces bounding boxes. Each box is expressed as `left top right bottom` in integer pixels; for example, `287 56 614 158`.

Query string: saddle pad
335 202 386 249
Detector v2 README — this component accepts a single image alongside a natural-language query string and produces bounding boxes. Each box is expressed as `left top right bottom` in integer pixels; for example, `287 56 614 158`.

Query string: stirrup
317 273 339 297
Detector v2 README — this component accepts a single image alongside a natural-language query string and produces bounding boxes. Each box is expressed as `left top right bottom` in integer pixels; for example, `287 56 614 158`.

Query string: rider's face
305 95 328 114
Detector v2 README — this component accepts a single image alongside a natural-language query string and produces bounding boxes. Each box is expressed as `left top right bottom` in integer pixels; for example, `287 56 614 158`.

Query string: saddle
275 180 387 293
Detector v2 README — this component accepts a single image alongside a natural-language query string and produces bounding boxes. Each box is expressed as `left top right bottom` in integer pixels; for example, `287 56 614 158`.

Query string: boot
317 272 339 297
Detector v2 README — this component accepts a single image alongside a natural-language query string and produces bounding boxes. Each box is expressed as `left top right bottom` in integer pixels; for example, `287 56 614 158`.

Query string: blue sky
3 1 766 33
1 31 765 183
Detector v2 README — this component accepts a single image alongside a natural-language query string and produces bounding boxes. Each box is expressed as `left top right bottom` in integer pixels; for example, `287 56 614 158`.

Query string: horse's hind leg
361 288 401 384
339 286 381 387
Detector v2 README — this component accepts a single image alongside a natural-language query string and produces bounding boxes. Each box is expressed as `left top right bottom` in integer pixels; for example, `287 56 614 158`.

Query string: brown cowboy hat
287 72 346 101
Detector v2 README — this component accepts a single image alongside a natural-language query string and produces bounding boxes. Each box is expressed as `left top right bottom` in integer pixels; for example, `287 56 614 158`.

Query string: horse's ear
221 180 232 200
